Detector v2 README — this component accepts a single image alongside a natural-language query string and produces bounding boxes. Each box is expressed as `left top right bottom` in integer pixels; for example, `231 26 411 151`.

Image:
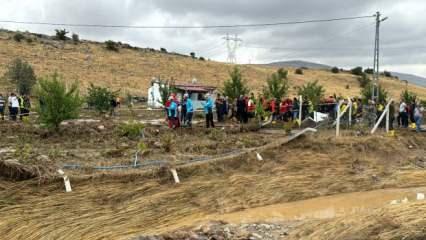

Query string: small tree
160 48 168 53
223 67 249 102
364 68 374 74
358 73 372 88
383 71 392 78
72 33 79 44
295 68 304 75
199 57 206 61
400 90 417 103
158 80 176 106
13 33 25 42
263 68 289 100
190 52 196 59
351 66 363 76
361 83 388 104
86 84 119 114
331 67 340 74
105 40 119 52
36 72 82 131
3 58 37 95
55 29 69 40
297 80 325 109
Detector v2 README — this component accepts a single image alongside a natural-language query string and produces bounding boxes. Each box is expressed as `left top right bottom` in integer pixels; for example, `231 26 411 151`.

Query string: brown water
215 187 426 223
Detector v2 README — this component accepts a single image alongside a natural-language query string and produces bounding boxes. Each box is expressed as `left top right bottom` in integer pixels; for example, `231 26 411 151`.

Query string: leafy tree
158 80 176 106
263 68 289 100
351 66 363 76
86 84 119 114
383 71 392 78
36 72 82 131
361 83 388 104
357 73 371 88
105 40 119 52
295 68 304 75
297 80 325 109
3 58 37 95
222 67 249 101
160 48 168 53
13 33 25 42
400 90 417 103
190 52 196 59
364 68 374 74
72 33 79 44
331 67 340 74
55 29 69 40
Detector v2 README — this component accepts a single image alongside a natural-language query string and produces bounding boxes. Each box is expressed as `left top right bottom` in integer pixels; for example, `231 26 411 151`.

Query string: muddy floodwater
212 187 426 223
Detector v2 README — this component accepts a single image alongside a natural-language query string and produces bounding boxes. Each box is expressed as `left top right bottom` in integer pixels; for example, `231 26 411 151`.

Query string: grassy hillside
0 30 425 100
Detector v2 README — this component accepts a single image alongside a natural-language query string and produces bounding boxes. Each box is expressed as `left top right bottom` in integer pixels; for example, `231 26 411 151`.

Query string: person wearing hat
203 93 214 128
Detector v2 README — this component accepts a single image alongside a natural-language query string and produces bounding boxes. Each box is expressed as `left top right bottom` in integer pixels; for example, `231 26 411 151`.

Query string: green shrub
263 68 289 101
358 73 372 88
199 57 206 61
364 68 374 74
400 90 417 103
116 121 145 139
383 71 392 78
86 84 119 114
105 40 119 52
3 58 37 95
297 80 325 109
361 83 388 104
351 66 364 76
331 67 340 74
13 33 25 42
160 48 167 53
36 72 82 131
55 29 69 40
72 33 79 44
25 38 33 44
223 67 249 102
295 68 304 75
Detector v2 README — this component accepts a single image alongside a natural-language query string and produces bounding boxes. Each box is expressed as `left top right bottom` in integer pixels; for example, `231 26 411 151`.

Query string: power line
0 15 375 29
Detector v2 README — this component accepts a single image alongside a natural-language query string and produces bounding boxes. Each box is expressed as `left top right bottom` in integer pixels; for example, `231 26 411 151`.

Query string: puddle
214 187 426 223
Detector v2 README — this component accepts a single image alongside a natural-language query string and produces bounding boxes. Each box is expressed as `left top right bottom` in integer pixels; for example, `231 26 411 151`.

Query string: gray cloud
0 0 425 77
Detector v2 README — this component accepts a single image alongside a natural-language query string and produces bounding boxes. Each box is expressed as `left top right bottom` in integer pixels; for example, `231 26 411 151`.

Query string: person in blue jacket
184 93 194 127
203 93 215 128
167 96 178 129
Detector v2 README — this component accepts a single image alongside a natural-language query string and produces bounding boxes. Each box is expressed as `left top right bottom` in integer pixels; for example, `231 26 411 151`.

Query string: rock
153 142 162 148
0 148 16 154
97 125 105 130
250 233 263 239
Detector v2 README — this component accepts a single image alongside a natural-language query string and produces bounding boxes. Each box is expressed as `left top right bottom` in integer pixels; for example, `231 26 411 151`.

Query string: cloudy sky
1 0 425 77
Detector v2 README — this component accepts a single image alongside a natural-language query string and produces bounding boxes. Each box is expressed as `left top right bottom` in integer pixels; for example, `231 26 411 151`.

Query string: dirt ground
0 117 425 240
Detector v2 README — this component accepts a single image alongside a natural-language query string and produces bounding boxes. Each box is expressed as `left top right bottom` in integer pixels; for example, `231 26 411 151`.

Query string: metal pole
386 107 390 132
372 12 380 102
348 98 353 127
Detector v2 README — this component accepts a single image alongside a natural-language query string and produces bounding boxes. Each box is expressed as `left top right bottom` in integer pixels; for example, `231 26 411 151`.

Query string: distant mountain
266 60 332 70
390 72 426 88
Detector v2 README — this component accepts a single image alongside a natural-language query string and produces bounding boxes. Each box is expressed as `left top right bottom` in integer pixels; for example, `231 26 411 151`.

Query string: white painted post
348 98 353 127
336 101 341 137
170 168 180 184
298 95 303 127
386 108 390 132
57 169 72 193
371 99 394 134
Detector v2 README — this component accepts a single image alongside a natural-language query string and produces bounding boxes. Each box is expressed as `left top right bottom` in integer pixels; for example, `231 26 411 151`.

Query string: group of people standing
165 93 194 129
0 93 31 121
398 99 424 132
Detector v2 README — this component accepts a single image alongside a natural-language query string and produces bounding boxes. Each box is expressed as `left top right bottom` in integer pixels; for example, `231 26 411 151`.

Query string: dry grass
0 130 425 239
1 30 425 100
289 202 426 240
